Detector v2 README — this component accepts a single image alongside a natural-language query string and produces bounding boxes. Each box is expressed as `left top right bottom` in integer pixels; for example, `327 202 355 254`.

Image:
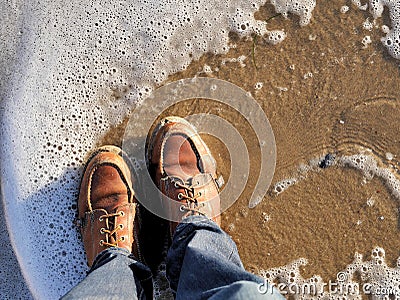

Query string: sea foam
368 0 400 59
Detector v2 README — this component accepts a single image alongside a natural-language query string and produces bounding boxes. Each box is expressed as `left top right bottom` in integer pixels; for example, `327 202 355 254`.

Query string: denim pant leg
61 248 152 300
166 215 284 300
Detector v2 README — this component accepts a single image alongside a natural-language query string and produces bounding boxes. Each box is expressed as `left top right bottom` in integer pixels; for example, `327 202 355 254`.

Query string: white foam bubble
267 29 287 45
203 64 213 74
270 0 317 26
338 154 400 200
362 35 373 48
368 0 400 59
340 5 350 14
272 178 297 195
303 71 313 79
352 0 368 10
382 24 390 33
363 18 375 31
385 152 394 161
308 34 317 41
222 55 248 67
254 82 264 90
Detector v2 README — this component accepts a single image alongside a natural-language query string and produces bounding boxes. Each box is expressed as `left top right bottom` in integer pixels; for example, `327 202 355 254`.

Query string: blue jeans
62 216 283 299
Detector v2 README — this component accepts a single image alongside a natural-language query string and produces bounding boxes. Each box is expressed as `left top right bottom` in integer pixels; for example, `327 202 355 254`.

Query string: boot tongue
163 134 199 181
91 166 129 212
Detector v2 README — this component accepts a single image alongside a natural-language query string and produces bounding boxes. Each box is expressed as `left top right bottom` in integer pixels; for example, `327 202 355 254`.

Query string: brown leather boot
147 116 221 237
76 145 140 267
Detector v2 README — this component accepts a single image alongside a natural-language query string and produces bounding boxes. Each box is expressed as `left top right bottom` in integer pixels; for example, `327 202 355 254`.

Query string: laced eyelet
99 217 104 222
119 211 125 217
178 193 183 200
119 224 124 229
99 240 104 246
120 236 125 242
174 182 180 188
198 191 202 196
100 228 105 234
180 205 185 212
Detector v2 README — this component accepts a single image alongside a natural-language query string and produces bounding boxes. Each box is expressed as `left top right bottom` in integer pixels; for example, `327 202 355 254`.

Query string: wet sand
101 1 400 286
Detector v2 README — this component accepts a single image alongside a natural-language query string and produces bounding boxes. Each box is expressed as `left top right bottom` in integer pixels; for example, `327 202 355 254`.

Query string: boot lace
173 181 206 217
99 211 126 247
